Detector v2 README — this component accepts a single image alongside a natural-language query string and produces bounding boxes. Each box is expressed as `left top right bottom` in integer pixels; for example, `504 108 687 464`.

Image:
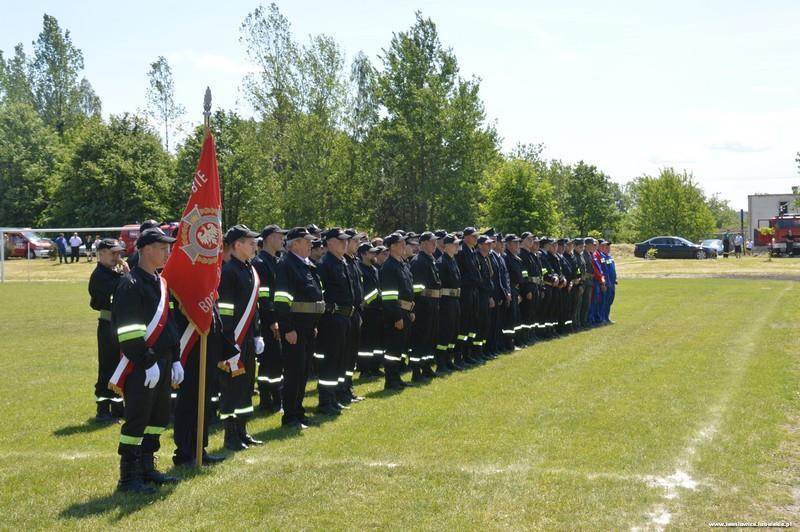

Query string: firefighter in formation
96 222 617 492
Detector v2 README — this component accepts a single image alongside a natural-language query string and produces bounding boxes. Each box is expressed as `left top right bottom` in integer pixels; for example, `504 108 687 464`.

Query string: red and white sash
179 322 199 366
108 276 170 395
218 267 260 377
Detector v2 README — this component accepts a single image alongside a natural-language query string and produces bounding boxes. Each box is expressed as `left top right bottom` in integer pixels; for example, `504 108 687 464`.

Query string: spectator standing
745 239 753 256
722 232 731 259
733 233 743 259
69 232 82 263
55 233 68 264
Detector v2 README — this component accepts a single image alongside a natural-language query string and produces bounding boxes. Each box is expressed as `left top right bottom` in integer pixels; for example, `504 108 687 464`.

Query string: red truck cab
119 222 179 256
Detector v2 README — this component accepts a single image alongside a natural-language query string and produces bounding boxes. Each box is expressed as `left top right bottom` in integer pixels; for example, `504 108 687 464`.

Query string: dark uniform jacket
218 256 260 349
379 255 414 323
318 252 354 308
504 251 524 297
477 252 494 298
346 255 363 307
490 250 510 301
274 252 324 333
456 243 481 289
410 251 441 302
113 267 179 367
253 250 279 336
438 253 461 292
89 263 123 313
359 261 381 309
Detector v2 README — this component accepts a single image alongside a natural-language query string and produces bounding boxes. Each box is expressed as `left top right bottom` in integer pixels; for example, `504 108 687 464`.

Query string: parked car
2 229 54 258
634 236 717 259
700 239 723 257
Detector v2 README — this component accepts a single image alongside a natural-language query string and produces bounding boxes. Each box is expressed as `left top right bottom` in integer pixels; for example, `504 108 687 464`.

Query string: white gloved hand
254 336 265 355
171 361 184 386
225 354 241 371
144 362 160 389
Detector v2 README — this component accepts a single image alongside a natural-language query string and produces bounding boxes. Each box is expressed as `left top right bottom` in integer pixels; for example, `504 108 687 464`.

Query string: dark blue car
634 236 717 259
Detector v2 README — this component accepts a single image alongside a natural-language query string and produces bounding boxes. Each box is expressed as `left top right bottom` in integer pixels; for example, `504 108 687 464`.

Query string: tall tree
371 12 497 231
626 168 716 242
76 77 101 118
145 56 185 152
29 14 86 135
566 161 619 236
48 114 174 226
483 158 558 235
1 44 36 107
0 101 61 226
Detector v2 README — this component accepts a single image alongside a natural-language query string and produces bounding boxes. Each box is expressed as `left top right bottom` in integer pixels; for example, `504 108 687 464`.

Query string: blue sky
2 0 799 209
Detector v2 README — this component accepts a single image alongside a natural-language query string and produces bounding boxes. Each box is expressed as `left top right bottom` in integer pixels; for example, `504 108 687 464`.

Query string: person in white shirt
69 233 82 263
733 233 744 259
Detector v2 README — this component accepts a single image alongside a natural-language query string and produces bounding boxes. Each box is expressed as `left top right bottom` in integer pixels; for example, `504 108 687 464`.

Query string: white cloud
167 50 258 75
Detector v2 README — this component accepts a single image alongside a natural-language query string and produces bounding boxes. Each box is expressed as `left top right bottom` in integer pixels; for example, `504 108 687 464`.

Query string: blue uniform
602 252 617 322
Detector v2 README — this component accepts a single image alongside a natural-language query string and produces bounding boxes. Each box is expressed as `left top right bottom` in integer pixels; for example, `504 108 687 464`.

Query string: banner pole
195 331 208 467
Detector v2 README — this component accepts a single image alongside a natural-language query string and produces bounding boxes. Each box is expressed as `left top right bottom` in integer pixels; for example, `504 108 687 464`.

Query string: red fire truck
755 214 800 256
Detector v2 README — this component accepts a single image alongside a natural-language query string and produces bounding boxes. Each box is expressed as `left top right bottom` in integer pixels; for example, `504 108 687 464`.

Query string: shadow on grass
59 464 213 522
53 418 120 437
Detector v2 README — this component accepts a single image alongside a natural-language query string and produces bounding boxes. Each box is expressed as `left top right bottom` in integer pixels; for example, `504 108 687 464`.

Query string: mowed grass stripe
0 279 796 530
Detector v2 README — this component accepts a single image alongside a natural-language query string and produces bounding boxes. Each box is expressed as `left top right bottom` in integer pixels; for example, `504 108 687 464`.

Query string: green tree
705 193 740 231
1 44 36 107
48 114 175 226
146 56 185 152
371 12 498 231
0 101 61 226
483 158 558 235
76 77 101 118
29 14 87 135
626 168 716 242
566 161 619 237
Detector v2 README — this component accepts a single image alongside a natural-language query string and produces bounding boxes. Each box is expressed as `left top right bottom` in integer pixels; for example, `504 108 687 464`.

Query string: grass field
0 265 798 529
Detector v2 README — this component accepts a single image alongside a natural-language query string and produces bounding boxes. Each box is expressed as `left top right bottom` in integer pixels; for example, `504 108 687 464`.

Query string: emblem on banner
179 205 222 264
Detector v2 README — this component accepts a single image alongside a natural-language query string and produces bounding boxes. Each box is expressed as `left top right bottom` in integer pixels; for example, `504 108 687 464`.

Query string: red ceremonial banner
162 132 223 335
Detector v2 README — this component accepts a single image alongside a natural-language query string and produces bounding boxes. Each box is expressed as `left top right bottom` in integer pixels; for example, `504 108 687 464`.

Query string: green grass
0 278 797 530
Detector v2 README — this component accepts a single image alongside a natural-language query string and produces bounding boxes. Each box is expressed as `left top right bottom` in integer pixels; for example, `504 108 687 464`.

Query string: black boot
224 418 247 451
411 365 428 383
384 364 406 390
95 401 113 422
422 361 437 379
117 453 157 494
237 418 263 446
271 388 283 412
435 353 450 376
141 453 178 485
110 399 125 418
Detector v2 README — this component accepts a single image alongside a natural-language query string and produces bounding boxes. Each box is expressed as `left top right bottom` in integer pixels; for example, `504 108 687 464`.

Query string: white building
747 191 799 241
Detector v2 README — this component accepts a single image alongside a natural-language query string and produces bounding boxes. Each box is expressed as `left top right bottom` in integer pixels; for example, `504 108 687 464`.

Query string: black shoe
282 420 309 430
300 416 319 427
317 404 342 416
237 419 263 446
421 365 437 379
110 400 125 418
384 381 406 390
173 452 226 466
223 419 248 451
141 454 179 485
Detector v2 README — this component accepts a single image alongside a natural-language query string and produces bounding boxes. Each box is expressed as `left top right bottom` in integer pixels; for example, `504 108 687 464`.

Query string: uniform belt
420 289 441 298
440 288 461 297
327 304 355 317
531 278 543 285
99 309 112 321
398 299 415 311
290 301 326 314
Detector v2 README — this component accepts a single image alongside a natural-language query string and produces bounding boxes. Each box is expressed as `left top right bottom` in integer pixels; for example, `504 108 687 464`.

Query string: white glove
225 354 241 371
254 336 265 355
171 361 184 386
144 362 160 389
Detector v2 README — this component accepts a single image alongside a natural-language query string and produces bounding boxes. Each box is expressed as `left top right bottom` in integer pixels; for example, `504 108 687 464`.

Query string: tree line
0 7 741 242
